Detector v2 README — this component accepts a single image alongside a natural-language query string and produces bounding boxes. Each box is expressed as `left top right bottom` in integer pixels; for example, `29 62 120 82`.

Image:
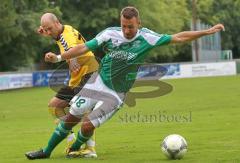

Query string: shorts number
75 97 86 108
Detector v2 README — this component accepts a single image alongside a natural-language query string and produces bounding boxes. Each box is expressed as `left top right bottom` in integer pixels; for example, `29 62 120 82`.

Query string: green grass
0 75 240 163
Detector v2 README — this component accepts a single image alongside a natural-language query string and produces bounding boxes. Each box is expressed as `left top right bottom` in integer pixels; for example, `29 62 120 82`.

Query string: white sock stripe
79 130 91 140
76 137 85 144
57 123 71 134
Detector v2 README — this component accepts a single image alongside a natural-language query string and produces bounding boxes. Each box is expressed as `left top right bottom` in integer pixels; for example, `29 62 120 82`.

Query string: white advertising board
180 61 236 78
0 73 32 90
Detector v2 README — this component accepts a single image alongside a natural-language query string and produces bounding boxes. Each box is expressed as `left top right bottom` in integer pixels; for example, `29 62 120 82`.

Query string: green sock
71 130 90 151
43 121 71 156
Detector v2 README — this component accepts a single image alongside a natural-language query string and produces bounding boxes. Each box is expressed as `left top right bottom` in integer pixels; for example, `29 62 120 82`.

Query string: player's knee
48 98 69 118
48 106 56 117
48 97 69 108
64 114 80 129
48 98 57 108
48 107 66 118
81 118 95 137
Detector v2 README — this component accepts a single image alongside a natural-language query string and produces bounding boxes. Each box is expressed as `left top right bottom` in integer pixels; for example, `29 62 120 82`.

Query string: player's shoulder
63 25 79 33
138 27 169 45
140 27 158 35
64 25 73 31
139 27 165 38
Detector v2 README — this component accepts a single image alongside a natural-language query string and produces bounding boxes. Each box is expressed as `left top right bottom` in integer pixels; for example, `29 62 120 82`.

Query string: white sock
86 139 95 147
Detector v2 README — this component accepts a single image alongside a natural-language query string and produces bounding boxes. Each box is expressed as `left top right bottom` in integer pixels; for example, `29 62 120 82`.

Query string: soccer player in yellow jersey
36 13 98 158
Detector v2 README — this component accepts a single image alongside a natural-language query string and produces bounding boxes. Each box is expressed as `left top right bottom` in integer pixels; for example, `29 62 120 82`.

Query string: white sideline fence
0 61 237 91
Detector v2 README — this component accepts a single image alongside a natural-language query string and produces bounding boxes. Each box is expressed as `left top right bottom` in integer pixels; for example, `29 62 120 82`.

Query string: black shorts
55 72 94 102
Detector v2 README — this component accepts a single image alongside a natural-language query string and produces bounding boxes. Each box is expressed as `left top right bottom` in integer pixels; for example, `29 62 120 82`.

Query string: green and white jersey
86 27 172 92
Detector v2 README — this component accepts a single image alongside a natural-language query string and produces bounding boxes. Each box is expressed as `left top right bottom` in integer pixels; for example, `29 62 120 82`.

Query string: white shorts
69 72 125 127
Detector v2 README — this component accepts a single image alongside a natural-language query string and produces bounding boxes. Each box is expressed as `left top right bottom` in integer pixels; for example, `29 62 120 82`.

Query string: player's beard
124 31 137 39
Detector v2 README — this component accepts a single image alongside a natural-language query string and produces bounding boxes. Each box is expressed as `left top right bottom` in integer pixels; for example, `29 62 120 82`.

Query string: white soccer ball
161 134 187 159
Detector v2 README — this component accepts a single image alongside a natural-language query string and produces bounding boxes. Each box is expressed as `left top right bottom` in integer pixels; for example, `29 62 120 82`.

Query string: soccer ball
161 134 187 159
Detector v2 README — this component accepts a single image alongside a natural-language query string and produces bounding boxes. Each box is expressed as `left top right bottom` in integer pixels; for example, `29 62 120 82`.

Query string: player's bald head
41 13 59 25
40 13 62 39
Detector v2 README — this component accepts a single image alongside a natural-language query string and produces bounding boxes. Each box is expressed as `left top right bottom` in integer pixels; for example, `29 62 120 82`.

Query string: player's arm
45 28 109 63
62 29 86 72
170 24 225 44
62 43 89 60
45 43 89 63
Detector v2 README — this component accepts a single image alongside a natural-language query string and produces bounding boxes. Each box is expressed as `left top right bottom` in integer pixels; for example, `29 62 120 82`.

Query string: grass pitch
0 75 240 163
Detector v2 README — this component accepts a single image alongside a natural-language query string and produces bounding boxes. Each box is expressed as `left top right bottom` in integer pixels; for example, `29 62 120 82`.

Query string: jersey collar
122 29 140 42
56 25 65 40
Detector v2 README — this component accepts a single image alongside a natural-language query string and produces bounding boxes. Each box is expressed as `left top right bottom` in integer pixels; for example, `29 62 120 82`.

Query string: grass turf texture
0 75 240 163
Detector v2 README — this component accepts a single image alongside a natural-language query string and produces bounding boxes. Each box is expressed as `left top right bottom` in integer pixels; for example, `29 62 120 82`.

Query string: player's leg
79 130 97 158
48 87 77 153
72 72 98 157
25 86 76 160
48 97 69 121
67 89 125 158
34 91 97 159
64 95 97 152
42 114 80 155
25 113 81 160
69 116 95 152
49 86 75 120
67 104 120 158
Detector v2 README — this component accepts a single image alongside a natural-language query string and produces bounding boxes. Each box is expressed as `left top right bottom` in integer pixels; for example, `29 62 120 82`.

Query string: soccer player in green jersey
25 6 224 159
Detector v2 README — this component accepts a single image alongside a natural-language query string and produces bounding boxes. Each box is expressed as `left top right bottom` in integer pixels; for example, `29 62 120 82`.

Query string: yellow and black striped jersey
56 25 99 87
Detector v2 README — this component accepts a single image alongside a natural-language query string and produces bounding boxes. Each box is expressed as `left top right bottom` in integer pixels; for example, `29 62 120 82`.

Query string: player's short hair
120 6 139 19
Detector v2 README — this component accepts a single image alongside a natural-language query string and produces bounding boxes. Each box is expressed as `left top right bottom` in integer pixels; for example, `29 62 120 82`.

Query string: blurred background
1 2 240 162
0 0 239 72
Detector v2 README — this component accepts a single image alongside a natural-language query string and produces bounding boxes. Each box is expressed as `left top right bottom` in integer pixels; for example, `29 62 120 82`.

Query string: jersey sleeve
140 28 172 47
155 34 172 46
85 28 111 51
85 39 98 51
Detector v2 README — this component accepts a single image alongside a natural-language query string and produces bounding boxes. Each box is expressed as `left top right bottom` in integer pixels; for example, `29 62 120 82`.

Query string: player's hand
37 26 48 36
45 52 58 63
206 24 225 34
69 58 81 74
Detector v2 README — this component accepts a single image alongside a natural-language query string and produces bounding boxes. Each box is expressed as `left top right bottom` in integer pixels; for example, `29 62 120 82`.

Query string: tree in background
55 0 127 39
0 0 60 71
0 0 238 71
196 0 240 59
